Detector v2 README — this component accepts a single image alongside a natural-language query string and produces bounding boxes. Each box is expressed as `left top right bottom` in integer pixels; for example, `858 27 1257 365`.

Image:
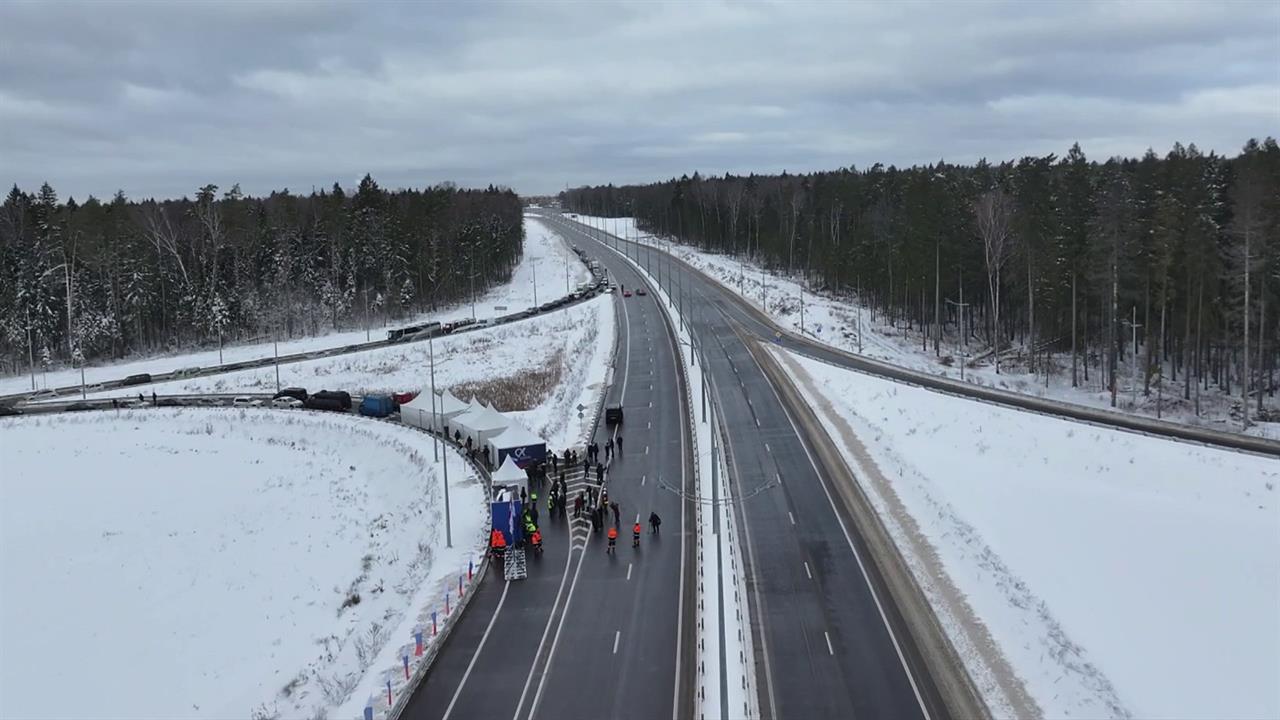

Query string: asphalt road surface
400 221 695 720
542 211 948 720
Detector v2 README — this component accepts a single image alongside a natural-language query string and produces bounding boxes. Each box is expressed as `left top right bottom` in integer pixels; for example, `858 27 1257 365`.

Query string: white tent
451 404 510 448
398 392 434 430
434 390 470 432
487 422 547 469
491 455 528 494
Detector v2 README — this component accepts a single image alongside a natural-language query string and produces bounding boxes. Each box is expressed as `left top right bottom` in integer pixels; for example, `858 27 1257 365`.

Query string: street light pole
1121 306 1142 410
429 333 439 462
947 297 970 382
531 257 539 307
274 337 280 393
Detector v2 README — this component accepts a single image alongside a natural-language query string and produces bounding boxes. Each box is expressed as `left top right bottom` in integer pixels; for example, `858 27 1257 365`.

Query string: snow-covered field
68 295 613 453
567 213 1279 440
0 408 487 720
0 216 589 398
774 348 1280 720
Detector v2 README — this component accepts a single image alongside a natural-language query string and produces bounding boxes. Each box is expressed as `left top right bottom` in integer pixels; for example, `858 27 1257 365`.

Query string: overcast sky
2 0 1277 201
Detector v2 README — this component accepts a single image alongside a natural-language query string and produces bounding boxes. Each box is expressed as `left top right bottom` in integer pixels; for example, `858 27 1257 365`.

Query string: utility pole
800 285 805 335
429 331 452 548
531 257 539 307
947 297 971 382
856 275 863 354
26 309 35 391
363 286 370 342
429 334 439 462
1121 306 1142 410
470 253 477 321
274 336 280 393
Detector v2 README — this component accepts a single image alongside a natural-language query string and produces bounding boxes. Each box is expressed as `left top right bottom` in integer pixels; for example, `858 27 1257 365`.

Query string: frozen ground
0 216 589 398
0 408 487 720
567 213 1279 440
774 347 1280 720
70 295 613 451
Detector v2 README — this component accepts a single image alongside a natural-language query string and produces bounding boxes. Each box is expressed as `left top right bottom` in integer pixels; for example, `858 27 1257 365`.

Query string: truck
387 321 441 343
359 394 395 418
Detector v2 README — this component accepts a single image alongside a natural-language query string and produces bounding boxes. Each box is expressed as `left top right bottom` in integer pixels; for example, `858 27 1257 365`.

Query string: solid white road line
752 347 932 719
804 561 812 580
825 631 834 656
613 630 621 654
442 580 512 720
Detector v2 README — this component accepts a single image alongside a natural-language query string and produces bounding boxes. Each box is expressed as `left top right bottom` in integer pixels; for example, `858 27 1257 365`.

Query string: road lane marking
627 563 633 581
804 561 812 580
641 475 646 486
613 630 621 654
647 421 652 429
645 445 650 454
754 417 760 427
825 631 834 656
442 580 512 720
788 511 795 525
765 443 770 453
776 472 782 484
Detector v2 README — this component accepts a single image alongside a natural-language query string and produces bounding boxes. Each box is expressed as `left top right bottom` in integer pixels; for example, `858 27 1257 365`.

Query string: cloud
0 0 1276 200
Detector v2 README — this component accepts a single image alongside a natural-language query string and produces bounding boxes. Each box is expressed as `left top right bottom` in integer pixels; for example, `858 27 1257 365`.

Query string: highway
399 221 696 720
539 210 969 720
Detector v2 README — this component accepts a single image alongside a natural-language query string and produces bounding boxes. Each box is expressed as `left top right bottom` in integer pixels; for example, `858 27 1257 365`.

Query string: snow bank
68 296 612 405
567 213 1278 440
0 408 487 720
774 348 1280 719
1 215 589 398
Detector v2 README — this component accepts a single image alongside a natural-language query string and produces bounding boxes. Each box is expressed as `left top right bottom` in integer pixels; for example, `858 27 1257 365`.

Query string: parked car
28 389 57 400
304 395 348 412
122 373 152 386
311 390 352 410
232 396 262 408
271 396 304 409
623 290 633 297
66 402 95 412
274 387 308 402
0 405 23 417
359 395 395 418
173 367 201 378
605 403 624 425
636 287 647 296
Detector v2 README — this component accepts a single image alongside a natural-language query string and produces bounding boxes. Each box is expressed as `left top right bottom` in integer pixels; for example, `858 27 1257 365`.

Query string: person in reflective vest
606 526 618 554
530 529 543 553
632 522 642 547
490 528 507 558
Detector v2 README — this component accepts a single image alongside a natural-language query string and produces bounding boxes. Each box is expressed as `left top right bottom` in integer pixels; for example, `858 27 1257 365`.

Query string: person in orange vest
490 528 507 560
606 526 618 554
530 528 543 554
632 521 642 548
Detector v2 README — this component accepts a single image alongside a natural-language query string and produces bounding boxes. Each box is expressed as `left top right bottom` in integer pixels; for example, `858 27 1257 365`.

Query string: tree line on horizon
0 176 523 376
562 139 1280 422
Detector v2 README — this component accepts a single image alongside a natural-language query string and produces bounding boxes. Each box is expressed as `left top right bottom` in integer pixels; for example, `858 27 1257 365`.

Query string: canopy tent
451 404 510 448
487 422 547 470
434 390 470 432
491 455 528 494
398 392 435 430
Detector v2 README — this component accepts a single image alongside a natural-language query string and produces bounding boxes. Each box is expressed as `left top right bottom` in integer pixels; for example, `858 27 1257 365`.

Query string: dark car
0 405 24 417
66 402 95 412
121 373 152 386
274 387 308 402
605 403 624 425
309 390 352 410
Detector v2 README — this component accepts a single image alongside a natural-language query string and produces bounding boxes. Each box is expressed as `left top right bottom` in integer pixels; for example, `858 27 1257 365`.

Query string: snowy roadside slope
0 215 588 398
566 213 1278 440
68 295 611 402
0 408 486 720
773 347 1280 720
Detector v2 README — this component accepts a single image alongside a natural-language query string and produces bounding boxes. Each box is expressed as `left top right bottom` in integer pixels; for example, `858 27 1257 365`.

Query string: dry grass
449 350 564 412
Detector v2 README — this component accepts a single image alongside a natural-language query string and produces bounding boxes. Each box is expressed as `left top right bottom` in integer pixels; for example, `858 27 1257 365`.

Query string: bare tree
974 187 1014 373
1229 160 1267 427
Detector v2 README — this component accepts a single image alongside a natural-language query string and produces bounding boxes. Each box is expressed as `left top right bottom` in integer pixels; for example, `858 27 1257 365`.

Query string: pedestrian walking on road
616 434 623 453
583 457 590 477
551 454 558 473
596 462 604 483
649 512 661 534
574 493 584 518
605 438 613 461
611 501 620 526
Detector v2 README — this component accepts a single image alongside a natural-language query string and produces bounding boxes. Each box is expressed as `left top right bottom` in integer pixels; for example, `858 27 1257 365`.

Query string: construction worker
530 528 543 555
607 526 618 554
490 528 507 559
632 521 642 547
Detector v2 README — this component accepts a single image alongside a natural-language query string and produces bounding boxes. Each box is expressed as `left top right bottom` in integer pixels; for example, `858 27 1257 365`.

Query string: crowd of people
489 438 663 559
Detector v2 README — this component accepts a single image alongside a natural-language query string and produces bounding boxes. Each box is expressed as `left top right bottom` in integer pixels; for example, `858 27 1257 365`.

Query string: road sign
578 411 585 419
576 403 586 411
774 331 782 344
493 305 507 312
